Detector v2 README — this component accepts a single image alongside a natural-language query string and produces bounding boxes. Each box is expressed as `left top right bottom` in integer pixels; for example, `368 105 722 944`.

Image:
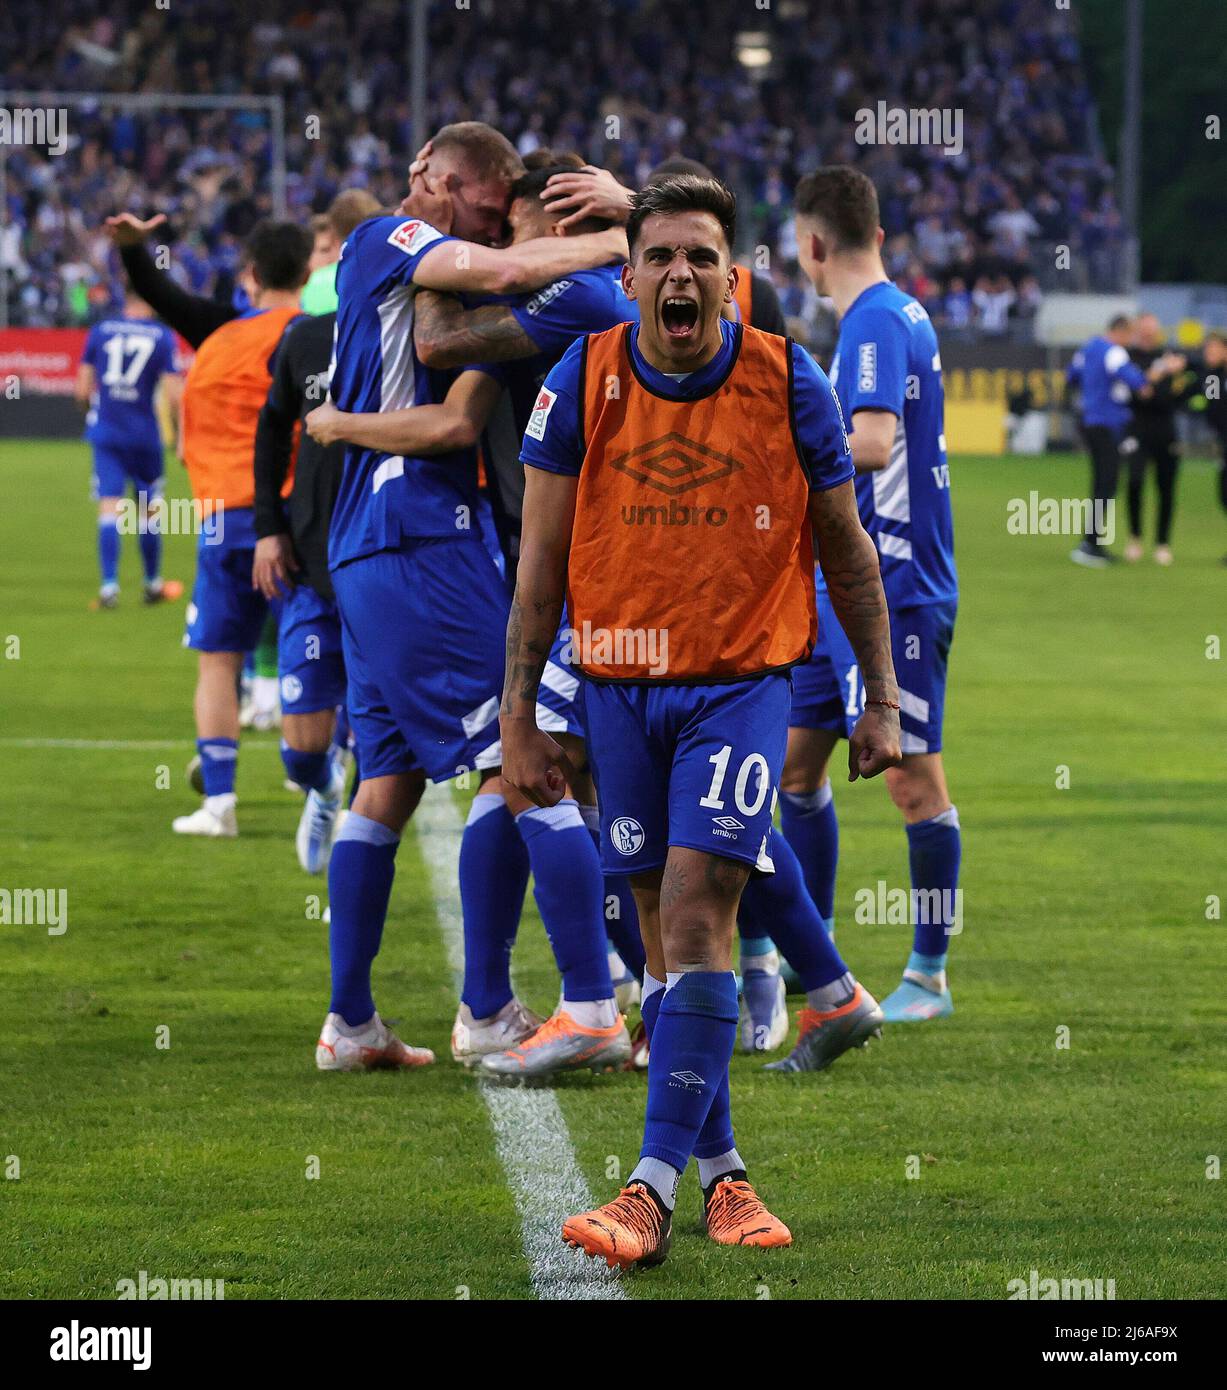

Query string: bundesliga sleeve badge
386 218 443 257
525 385 558 441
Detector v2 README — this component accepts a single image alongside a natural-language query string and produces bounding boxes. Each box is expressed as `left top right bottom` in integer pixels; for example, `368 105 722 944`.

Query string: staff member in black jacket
1193 331 1227 563
251 189 381 874
1122 313 1189 565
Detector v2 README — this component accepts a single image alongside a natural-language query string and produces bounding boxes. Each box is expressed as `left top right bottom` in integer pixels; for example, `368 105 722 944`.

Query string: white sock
565 997 619 1028
606 948 628 980
205 793 236 815
331 1010 378 1036
806 970 856 1012
697 1149 746 1189
252 674 279 715
629 1157 680 1210
903 967 948 993
743 947 780 975
642 971 665 1004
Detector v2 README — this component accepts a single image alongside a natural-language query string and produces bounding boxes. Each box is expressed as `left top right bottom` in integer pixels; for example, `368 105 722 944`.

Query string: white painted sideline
412 783 627 1302
0 738 283 750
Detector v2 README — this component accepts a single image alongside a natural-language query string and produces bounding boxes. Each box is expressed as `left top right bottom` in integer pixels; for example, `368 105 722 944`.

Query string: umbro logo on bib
607 432 743 496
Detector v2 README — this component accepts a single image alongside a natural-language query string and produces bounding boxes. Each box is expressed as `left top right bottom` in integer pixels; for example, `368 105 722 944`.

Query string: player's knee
886 760 949 821
660 912 728 969
780 762 825 795
281 711 333 754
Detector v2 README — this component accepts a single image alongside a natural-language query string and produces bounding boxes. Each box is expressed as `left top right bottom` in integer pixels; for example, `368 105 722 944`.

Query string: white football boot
738 967 789 1052
295 755 347 874
172 801 238 838
315 1011 434 1071
608 948 642 1014
450 998 545 1067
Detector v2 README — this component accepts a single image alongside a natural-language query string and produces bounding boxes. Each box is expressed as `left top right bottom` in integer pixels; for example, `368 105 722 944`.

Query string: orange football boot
562 1181 672 1269
704 1175 793 1247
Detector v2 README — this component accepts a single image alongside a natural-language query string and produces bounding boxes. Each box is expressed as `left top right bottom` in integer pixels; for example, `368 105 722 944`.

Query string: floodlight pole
410 0 429 156
1120 0 1143 291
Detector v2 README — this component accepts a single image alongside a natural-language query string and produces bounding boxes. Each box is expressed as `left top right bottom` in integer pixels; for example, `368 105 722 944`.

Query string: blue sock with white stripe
459 793 530 1019
779 782 838 933
907 805 961 961
280 742 333 793
98 516 120 589
516 799 612 1004
739 833 848 990
326 813 399 1027
196 737 237 797
635 971 738 1182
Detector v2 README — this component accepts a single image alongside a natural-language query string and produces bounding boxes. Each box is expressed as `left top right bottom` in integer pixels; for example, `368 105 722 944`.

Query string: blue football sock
639 971 738 1174
280 742 333 793
137 523 161 584
739 834 848 990
196 737 238 797
98 516 120 588
642 973 737 1168
326 813 399 1027
459 793 530 1019
603 877 646 981
779 783 838 931
907 806 962 958
516 799 612 1003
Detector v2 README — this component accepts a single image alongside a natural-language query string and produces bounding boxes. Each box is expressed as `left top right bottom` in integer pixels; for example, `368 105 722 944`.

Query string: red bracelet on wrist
865 697 901 710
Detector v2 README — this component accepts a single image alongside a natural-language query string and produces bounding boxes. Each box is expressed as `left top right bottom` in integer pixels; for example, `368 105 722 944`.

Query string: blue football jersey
829 281 957 609
328 214 495 567
82 317 176 452
473 262 638 545
1068 335 1146 434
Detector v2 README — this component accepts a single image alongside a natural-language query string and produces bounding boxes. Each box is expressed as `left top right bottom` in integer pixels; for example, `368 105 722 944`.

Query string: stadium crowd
3 0 1124 337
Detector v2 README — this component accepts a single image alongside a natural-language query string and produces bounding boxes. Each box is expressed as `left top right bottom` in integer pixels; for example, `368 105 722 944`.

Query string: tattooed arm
809 479 903 781
499 466 580 807
414 290 540 370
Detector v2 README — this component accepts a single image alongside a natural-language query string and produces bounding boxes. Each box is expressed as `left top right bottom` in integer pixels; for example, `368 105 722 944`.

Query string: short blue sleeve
840 303 908 417
511 273 634 354
347 215 456 289
791 344 854 491
519 335 586 477
82 326 100 370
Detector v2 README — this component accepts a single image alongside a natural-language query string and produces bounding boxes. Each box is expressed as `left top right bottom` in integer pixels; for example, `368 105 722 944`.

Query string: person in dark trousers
1065 314 1176 568
1191 330 1227 563
1122 313 1190 565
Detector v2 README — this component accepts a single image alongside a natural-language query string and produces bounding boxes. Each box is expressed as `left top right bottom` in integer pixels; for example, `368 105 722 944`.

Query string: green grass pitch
1 438 1223 1300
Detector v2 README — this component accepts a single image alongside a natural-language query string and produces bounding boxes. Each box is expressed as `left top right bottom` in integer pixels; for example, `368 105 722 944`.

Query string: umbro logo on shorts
608 432 743 497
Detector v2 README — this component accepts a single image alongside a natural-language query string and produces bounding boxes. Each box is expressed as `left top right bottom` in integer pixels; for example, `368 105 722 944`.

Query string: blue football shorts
581 672 791 875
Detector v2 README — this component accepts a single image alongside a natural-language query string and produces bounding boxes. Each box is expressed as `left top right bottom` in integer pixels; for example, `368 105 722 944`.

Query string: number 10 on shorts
699 746 772 817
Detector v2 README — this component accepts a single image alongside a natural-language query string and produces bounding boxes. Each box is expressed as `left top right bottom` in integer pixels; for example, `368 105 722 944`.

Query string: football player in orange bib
501 174 902 1269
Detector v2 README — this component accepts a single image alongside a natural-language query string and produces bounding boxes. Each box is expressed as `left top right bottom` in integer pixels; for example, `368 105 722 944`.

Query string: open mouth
660 296 699 340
